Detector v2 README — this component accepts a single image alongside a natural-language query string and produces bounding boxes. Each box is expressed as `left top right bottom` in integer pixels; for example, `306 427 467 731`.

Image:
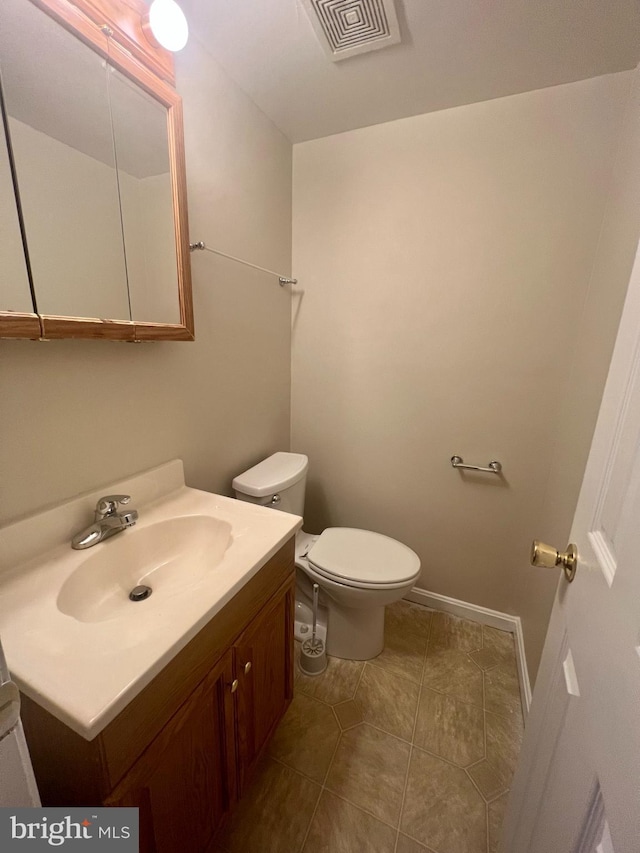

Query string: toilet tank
232 452 308 517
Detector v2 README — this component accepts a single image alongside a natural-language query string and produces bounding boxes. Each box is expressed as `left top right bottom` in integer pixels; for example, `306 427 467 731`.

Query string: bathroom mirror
0 0 132 322
0 86 39 337
0 0 193 341
108 64 181 326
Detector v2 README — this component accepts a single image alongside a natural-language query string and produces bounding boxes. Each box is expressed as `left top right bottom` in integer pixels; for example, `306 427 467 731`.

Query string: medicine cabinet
0 0 194 341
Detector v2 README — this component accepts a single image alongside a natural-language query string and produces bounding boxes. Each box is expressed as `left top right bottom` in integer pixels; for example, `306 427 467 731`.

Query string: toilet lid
307 528 420 587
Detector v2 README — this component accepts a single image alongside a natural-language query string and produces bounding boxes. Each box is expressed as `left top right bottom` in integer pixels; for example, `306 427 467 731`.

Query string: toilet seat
307 527 420 590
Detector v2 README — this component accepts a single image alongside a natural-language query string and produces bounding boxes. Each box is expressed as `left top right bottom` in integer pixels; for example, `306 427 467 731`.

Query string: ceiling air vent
300 0 401 62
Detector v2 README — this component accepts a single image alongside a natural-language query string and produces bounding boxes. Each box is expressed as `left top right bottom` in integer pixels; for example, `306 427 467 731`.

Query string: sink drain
129 585 152 602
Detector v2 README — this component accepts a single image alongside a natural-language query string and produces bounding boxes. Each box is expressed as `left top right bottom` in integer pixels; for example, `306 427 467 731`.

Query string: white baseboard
404 587 532 715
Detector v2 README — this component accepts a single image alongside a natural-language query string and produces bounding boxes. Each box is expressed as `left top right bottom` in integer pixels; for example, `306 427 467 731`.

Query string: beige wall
0 128 32 313
0 35 292 524
291 72 633 678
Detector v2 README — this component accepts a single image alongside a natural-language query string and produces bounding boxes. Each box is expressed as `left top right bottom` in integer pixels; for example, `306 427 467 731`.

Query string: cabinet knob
243 661 252 675
229 678 239 694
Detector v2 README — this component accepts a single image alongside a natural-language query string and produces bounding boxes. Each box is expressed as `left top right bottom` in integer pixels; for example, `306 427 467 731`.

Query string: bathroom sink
0 459 302 739
57 515 232 623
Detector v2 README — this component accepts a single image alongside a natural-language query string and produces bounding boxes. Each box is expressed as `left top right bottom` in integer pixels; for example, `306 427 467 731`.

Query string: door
234 579 295 794
106 650 237 853
502 238 640 853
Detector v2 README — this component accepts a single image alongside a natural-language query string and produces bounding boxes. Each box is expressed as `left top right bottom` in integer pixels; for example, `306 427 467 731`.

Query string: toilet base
325 602 385 660
294 573 385 661
294 529 413 662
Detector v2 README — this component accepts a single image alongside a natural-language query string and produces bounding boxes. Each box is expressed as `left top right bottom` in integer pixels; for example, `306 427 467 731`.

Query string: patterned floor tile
414 687 485 767
302 791 397 852
333 699 364 730
485 709 524 789
488 793 509 853
428 612 483 655
469 647 502 671
296 651 364 705
217 757 320 853
401 748 487 853
482 626 516 664
325 723 411 827
385 600 433 640
396 834 437 852
422 648 484 707
225 603 524 853
484 661 522 721
467 759 509 801
369 620 428 684
268 693 340 783
355 663 420 741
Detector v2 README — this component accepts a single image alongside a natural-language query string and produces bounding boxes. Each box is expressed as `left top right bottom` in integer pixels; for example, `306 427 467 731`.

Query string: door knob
530 540 577 582
229 678 239 694
243 661 252 675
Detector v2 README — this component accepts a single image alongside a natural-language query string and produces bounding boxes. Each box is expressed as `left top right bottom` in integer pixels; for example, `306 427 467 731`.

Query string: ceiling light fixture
144 0 189 52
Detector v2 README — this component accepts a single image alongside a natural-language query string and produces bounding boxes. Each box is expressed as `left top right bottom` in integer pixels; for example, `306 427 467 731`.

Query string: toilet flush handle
270 494 281 506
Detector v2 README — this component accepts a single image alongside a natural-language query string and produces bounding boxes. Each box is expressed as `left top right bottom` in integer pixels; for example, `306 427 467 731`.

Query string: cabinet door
234 579 295 794
105 650 237 853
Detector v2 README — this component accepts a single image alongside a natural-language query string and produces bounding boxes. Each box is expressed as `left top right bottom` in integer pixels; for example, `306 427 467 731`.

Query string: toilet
232 452 421 660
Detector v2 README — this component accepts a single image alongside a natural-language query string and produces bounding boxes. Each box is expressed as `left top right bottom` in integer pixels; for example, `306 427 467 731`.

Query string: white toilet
232 452 421 660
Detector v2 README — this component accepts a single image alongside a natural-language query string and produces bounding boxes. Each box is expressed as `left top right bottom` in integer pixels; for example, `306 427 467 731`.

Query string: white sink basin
57 515 232 623
0 460 301 740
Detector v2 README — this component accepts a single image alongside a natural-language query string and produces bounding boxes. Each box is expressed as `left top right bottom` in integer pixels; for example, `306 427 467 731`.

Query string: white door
502 235 640 853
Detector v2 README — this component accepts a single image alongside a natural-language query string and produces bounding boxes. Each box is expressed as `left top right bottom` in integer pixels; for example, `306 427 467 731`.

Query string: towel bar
451 456 502 474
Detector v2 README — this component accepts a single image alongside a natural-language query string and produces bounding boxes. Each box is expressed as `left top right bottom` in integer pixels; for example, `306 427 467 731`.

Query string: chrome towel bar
451 456 502 474
189 241 297 286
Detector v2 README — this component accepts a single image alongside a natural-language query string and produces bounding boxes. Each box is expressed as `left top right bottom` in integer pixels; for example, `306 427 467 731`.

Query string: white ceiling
181 0 640 143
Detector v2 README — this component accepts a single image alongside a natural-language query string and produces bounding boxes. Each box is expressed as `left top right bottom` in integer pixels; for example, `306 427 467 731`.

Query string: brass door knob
243 661 252 675
229 678 239 694
530 540 578 582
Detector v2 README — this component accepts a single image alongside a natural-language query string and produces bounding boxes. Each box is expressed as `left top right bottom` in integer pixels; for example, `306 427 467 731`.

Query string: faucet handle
95 494 131 518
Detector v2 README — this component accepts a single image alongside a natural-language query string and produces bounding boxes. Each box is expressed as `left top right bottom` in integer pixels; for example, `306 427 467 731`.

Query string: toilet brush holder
298 581 327 676
299 637 327 676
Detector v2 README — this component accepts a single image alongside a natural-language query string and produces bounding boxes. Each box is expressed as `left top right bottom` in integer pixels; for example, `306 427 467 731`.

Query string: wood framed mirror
0 0 194 341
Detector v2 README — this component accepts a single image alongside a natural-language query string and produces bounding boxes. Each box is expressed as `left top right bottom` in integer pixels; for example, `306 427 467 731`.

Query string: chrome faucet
71 494 138 550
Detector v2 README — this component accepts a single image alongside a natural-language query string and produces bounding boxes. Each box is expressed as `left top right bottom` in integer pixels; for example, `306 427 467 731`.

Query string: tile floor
216 602 524 853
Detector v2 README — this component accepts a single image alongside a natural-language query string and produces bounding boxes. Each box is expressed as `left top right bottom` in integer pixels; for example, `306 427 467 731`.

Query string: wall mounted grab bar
451 456 502 474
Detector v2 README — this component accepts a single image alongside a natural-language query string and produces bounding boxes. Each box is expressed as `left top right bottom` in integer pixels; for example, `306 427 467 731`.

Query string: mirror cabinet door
0 0 193 340
0 94 33 316
0 0 132 322
108 64 181 326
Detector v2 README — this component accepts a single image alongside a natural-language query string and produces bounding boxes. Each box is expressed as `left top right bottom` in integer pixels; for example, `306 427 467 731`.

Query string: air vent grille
301 0 401 62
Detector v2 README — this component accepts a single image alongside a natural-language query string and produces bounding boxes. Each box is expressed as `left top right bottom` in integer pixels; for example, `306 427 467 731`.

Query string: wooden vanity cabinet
21 539 296 853
234 584 294 795
106 651 238 852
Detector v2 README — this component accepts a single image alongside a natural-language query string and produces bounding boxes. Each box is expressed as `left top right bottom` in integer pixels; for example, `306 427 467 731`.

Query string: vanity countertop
0 460 301 740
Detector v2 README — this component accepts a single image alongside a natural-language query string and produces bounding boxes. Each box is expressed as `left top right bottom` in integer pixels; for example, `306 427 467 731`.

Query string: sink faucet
71 495 138 550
